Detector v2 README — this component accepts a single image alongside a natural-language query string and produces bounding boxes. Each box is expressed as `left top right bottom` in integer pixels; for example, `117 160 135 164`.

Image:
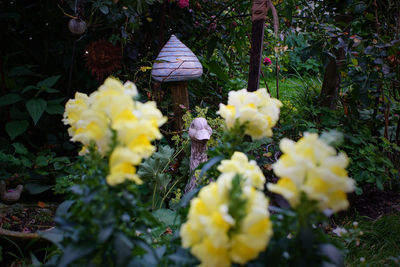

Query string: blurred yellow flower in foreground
218 88 282 139
181 161 272 267
217 152 266 190
63 77 166 186
267 133 355 212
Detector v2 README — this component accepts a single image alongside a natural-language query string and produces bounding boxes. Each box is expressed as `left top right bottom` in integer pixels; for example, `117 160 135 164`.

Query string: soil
0 203 57 233
347 184 400 219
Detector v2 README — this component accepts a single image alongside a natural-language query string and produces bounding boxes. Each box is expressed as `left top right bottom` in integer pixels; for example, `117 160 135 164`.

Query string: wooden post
248 0 268 92
248 0 279 92
170 81 189 131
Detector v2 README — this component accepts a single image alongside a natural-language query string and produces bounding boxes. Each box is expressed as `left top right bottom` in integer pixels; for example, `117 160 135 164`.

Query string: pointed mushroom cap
151 35 203 82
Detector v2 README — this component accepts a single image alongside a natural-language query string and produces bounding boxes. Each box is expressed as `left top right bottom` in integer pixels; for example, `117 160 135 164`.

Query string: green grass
335 213 400 267
261 75 321 101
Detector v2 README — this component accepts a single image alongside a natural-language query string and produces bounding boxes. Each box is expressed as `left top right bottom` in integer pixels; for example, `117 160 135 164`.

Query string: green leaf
12 142 28 154
152 209 179 227
138 145 174 182
99 5 109 14
5 120 29 140
200 155 224 178
37 75 60 88
22 85 38 93
208 61 229 81
53 161 66 170
30 251 41 267
25 183 53 194
26 98 47 124
46 103 64 114
38 227 64 248
0 93 21 107
57 244 95 267
21 156 33 168
56 200 75 217
137 0 143 14
36 155 50 166
114 232 133 265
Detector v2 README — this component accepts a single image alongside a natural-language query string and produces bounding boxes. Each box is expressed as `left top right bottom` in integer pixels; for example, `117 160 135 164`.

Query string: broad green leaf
22 85 38 93
25 183 52 194
12 142 28 154
46 103 64 114
38 227 64 248
26 98 47 124
36 155 49 167
57 244 95 267
5 120 29 140
21 156 33 168
152 209 179 227
208 61 229 81
37 75 61 88
114 232 133 265
0 93 22 107
56 200 75 217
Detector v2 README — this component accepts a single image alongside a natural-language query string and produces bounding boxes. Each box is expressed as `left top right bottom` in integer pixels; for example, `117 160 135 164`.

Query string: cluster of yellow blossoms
180 152 272 267
217 152 265 190
63 77 166 186
218 88 282 139
267 133 355 212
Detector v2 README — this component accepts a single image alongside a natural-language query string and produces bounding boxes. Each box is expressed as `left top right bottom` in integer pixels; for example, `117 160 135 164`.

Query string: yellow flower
229 186 273 264
63 92 89 135
123 81 138 97
63 76 166 186
218 152 266 189
106 146 143 185
71 110 111 155
180 172 272 266
217 88 282 139
267 177 300 207
268 133 355 213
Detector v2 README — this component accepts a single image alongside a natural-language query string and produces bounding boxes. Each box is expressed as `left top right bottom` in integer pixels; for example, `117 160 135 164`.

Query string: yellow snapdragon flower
267 133 355 212
181 172 272 266
217 152 266 189
106 146 143 186
217 88 282 139
63 92 89 135
63 77 166 186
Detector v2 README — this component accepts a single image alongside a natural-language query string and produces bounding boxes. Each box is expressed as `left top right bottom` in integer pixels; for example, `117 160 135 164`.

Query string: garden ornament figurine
0 180 23 204
151 34 203 131
185 117 212 193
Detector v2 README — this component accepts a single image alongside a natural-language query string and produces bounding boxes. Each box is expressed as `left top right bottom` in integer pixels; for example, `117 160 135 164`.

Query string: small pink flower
178 0 189 8
263 57 272 66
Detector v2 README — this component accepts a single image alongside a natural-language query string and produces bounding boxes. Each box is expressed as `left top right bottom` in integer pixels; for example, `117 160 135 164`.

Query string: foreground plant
43 77 168 266
180 155 272 267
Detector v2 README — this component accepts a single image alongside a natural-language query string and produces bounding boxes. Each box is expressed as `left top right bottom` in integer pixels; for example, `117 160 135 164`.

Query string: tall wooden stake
248 0 268 92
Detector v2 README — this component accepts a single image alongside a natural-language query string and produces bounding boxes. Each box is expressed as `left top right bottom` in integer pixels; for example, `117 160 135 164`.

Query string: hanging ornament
84 39 123 81
68 18 87 35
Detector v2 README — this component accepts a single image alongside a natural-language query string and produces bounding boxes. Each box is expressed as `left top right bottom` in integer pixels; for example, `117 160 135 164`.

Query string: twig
260 69 271 94
275 56 279 99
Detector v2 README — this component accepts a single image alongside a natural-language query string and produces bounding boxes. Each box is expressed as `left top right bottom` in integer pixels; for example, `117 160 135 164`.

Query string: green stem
158 176 183 209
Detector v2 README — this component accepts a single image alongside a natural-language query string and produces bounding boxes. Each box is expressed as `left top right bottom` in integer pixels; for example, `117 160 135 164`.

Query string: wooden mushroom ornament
151 35 203 131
